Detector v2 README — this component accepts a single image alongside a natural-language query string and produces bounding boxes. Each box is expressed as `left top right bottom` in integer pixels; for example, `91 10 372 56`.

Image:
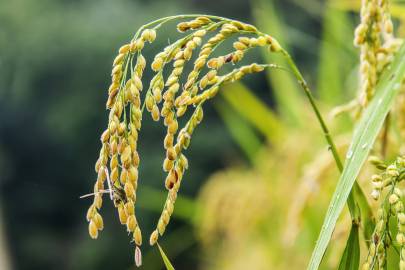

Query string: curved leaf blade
157 243 175 270
221 82 283 143
307 43 405 270
251 0 305 126
318 2 355 105
215 98 262 162
337 225 360 270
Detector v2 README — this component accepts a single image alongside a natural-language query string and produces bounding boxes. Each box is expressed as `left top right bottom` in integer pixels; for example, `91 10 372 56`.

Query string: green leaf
251 0 304 127
220 82 283 144
307 43 405 270
318 2 355 105
215 98 262 162
143 226 194 269
157 243 175 270
337 225 360 270
354 183 374 244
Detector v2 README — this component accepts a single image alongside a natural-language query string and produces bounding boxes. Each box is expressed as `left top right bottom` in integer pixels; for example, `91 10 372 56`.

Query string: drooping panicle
85 15 286 258
86 26 159 263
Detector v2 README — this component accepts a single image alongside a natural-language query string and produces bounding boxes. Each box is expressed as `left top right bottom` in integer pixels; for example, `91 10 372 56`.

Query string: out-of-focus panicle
332 0 403 118
196 137 321 270
354 0 383 108
197 170 270 245
283 146 341 246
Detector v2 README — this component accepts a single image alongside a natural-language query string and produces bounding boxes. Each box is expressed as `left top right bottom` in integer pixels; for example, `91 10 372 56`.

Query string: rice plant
83 1 405 268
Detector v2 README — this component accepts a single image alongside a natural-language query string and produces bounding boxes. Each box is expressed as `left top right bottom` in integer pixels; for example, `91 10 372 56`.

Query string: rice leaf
220 82 283 144
307 43 405 270
215 98 262 162
157 243 175 270
143 226 194 270
337 225 360 270
354 183 374 244
251 0 304 126
318 2 355 105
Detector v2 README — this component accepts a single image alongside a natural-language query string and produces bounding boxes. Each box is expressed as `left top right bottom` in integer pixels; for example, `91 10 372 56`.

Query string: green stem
280 49 362 222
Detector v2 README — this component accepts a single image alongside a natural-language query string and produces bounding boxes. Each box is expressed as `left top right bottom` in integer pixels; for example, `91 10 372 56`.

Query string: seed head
118 44 131 54
141 29 157 43
151 105 160 121
124 181 135 199
268 36 282 52
398 233 405 246
134 226 142 246
387 164 399 176
127 214 137 232
89 219 98 239
149 230 159 246
94 213 104 230
151 57 164 71
389 194 399 205
163 158 174 172
157 219 166 235
135 246 142 267
113 54 125 66
165 171 177 190
118 204 128 224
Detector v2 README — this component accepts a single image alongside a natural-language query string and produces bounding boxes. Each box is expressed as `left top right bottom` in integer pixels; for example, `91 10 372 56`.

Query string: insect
80 167 127 206
80 168 142 267
373 234 379 245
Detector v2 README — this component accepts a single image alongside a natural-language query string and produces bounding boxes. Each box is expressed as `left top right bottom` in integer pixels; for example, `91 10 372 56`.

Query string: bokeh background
1 0 405 269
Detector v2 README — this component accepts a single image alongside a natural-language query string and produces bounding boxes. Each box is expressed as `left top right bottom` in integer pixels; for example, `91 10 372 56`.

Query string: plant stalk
280 49 363 222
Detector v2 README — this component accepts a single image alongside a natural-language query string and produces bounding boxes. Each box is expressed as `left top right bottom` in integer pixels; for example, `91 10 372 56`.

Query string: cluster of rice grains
83 15 283 266
354 0 403 110
363 156 405 270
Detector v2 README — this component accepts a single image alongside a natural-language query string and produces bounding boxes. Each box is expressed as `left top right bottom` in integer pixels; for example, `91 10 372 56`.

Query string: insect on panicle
80 169 128 206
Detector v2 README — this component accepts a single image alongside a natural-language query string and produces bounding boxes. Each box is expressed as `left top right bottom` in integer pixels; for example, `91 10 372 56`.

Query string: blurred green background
1 0 404 269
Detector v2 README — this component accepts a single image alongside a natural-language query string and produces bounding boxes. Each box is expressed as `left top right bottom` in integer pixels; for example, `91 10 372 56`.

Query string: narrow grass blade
143 226 194 270
308 43 405 270
215 98 262 162
354 183 374 244
157 243 175 270
251 0 304 127
221 82 283 144
318 2 355 105
337 225 360 270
